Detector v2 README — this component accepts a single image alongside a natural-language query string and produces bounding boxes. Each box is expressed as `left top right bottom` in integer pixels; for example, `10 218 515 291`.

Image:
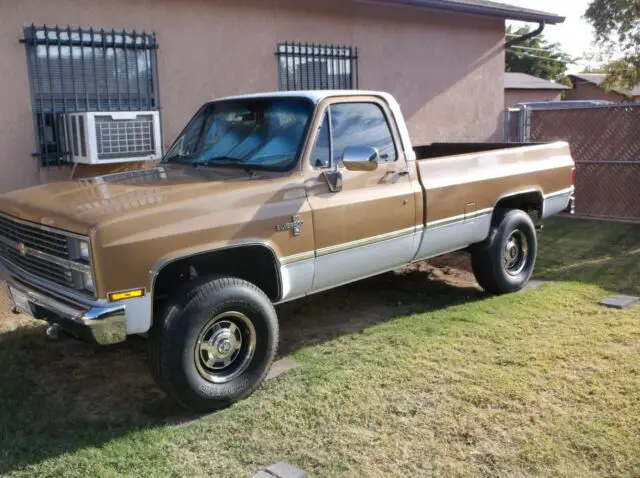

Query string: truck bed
414 142 572 222
414 142 542 160
410 141 574 262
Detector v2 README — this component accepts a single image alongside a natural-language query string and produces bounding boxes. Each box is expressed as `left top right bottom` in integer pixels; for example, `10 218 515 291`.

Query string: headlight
71 269 95 292
69 238 91 262
78 240 90 261
82 270 95 292
68 238 94 293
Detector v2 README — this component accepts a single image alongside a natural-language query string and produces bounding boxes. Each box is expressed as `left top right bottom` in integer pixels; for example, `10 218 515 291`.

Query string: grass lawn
0 217 639 477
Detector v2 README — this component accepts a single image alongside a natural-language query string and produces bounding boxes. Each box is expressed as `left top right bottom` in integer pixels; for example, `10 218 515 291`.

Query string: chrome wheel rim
503 229 529 276
195 311 256 384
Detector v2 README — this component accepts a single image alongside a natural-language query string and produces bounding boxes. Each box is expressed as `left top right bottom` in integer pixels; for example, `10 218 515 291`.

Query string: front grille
1 242 74 288
0 214 69 258
0 214 79 291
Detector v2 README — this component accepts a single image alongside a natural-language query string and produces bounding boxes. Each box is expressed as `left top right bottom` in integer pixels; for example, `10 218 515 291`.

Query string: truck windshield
164 97 313 171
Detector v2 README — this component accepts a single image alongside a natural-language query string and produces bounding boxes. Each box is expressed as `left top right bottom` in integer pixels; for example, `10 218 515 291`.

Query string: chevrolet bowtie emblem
275 215 304 236
16 242 28 256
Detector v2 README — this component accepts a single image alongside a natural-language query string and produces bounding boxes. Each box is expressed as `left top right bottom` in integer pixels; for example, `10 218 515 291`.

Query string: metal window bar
275 41 359 91
21 24 160 166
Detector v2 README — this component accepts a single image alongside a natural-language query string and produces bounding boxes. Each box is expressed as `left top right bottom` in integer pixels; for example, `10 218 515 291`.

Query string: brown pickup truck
0 91 574 411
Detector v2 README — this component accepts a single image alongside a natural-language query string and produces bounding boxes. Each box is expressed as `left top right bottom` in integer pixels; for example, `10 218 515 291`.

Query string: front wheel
470 209 537 294
149 276 279 412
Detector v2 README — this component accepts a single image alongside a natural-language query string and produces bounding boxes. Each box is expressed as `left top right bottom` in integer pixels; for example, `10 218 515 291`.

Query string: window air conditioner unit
61 111 162 164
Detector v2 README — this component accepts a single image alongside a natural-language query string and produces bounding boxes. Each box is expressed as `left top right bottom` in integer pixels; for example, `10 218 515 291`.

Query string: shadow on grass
0 264 486 474
425 218 640 298
533 217 640 297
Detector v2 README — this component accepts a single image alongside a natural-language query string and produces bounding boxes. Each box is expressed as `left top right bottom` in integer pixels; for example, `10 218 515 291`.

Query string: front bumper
1 265 126 345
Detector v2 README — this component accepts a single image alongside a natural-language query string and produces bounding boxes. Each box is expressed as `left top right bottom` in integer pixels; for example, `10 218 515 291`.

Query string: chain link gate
505 103 640 220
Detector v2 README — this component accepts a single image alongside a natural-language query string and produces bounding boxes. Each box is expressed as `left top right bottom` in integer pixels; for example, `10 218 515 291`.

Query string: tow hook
46 323 62 341
10 306 20 315
535 224 544 232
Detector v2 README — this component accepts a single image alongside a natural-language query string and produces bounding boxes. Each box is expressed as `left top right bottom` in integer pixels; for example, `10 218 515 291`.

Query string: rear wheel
471 209 537 294
149 276 278 412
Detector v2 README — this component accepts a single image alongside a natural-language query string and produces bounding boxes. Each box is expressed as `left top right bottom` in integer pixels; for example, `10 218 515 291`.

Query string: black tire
149 276 279 412
470 209 537 294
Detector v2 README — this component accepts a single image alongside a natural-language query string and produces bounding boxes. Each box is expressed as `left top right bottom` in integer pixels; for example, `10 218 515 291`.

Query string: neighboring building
0 0 563 194
566 73 640 103
504 72 570 108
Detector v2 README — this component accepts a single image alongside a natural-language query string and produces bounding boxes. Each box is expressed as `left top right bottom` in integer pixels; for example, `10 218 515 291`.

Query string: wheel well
153 246 281 308
493 191 543 220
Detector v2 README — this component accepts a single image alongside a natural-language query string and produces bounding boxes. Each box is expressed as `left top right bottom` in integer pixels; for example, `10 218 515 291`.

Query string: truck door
304 97 418 292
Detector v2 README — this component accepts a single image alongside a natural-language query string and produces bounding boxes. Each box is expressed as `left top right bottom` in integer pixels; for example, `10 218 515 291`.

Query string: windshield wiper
204 156 262 176
188 158 258 176
205 155 246 163
165 153 194 164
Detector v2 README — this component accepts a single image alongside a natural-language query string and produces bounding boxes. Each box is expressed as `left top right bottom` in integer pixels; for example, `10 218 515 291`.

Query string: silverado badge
276 215 304 236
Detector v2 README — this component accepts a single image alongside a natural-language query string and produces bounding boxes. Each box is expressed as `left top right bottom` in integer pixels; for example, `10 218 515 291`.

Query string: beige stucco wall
504 89 562 109
0 0 505 194
565 81 626 102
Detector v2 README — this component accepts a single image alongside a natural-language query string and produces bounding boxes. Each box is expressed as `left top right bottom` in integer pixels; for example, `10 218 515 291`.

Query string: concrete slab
252 472 275 478
266 357 298 380
599 295 639 310
265 462 307 478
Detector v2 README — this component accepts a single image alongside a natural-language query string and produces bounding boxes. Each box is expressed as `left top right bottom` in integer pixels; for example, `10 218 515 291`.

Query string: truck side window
310 113 331 169
330 103 397 163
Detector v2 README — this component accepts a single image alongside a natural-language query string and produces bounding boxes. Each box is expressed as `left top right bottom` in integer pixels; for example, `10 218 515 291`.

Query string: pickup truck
0 90 574 411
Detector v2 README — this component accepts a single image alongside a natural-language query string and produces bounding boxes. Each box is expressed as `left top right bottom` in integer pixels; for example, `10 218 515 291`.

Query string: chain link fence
505 102 640 220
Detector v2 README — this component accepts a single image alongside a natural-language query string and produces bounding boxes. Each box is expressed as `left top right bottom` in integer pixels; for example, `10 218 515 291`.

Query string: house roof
505 72 571 91
569 73 640 97
369 0 565 24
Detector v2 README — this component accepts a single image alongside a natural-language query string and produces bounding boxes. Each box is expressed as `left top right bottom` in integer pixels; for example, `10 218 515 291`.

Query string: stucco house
0 0 563 194
504 72 570 108
566 73 640 103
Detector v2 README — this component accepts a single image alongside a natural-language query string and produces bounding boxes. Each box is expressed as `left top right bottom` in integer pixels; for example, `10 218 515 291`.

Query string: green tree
585 0 640 93
505 26 572 84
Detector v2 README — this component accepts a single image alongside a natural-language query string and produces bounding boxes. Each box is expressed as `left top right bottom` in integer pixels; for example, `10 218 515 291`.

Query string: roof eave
506 86 571 91
366 0 565 24
569 74 640 97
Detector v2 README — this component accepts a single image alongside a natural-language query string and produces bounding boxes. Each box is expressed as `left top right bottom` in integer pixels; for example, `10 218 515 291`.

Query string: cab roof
213 90 394 104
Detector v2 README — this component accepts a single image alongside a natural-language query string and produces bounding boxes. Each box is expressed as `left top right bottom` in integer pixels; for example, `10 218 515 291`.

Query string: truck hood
0 165 298 235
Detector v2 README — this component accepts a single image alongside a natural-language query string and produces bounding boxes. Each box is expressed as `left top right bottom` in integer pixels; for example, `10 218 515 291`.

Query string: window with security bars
21 24 160 166
276 42 359 91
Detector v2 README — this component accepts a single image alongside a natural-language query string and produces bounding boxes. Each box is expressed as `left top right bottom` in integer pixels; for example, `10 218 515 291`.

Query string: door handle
392 168 409 176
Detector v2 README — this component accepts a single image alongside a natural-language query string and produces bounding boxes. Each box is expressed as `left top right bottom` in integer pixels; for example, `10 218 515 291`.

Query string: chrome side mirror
341 146 379 172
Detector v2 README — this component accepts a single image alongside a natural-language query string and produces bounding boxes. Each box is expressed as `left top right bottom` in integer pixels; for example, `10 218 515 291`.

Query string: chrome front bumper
1 265 126 345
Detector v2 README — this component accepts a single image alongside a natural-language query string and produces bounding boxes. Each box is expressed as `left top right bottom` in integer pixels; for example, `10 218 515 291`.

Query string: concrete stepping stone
599 295 639 309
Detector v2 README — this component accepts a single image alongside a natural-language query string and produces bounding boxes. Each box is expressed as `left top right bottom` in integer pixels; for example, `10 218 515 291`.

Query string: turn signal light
108 288 145 302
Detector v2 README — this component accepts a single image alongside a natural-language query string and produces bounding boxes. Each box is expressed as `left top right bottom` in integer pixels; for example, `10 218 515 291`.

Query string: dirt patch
277 257 479 356
428 251 472 273
0 289 166 424
0 285 34 336
0 258 480 424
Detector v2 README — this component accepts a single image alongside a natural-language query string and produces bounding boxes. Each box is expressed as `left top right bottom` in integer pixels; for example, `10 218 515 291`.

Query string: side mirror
341 146 379 172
